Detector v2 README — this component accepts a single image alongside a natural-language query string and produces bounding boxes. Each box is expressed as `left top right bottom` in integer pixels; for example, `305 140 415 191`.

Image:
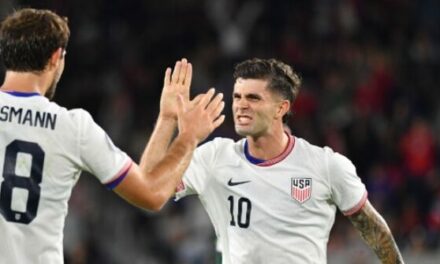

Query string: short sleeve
328 151 367 216
175 140 215 200
75 110 132 187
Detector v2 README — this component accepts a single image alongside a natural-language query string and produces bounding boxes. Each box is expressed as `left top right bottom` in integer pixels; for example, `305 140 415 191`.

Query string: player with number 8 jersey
0 8 225 264
0 91 131 258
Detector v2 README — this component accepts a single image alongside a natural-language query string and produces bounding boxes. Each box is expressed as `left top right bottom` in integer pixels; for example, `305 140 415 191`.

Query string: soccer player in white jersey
0 8 225 263
152 58 404 263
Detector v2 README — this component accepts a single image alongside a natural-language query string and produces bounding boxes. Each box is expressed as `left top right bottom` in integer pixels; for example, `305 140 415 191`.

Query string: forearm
114 132 197 211
348 201 404 263
145 132 197 203
114 59 224 211
140 115 177 172
140 57 191 172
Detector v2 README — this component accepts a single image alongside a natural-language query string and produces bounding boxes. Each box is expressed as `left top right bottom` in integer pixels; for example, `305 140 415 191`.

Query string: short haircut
233 58 301 123
0 8 70 72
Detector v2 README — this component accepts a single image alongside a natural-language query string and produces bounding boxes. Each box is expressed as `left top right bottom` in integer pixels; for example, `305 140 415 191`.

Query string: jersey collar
2 91 41 97
244 132 296 167
244 141 266 164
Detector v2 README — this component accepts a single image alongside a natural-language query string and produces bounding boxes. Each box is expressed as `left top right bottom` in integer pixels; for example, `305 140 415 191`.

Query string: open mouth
236 115 252 124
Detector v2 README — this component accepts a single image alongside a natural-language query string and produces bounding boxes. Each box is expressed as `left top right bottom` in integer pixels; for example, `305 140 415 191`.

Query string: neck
0 71 50 95
246 125 290 160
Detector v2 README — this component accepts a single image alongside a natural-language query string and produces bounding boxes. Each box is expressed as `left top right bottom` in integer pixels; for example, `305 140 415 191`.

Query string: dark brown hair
233 58 301 123
0 8 70 72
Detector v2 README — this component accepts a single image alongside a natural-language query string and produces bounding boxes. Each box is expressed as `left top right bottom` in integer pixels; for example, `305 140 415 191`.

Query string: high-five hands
177 88 225 143
162 58 225 143
160 58 192 121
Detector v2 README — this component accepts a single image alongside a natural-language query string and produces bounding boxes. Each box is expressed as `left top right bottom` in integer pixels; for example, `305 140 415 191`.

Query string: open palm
160 58 192 121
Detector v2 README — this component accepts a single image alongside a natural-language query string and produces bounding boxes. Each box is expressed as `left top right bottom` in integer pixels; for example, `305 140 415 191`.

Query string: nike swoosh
227 178 251 186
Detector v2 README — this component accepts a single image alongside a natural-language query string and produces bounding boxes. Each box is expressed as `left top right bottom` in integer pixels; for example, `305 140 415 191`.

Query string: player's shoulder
295 136 334 157
27 98 91 121
295 136 353 169
196 137 242 165
65 108 93 122
198 136 234 147
211 137 238 147
202 137 243 153
47 104 96 133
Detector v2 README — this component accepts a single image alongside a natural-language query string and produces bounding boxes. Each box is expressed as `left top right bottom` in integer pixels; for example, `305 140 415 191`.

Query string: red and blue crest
291 178 312 203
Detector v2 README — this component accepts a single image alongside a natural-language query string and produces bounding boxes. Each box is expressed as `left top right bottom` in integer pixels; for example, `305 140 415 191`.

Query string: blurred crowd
1 0 440 263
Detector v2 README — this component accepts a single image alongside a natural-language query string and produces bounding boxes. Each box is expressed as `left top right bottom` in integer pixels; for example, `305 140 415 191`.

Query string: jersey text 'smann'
0 105 57 130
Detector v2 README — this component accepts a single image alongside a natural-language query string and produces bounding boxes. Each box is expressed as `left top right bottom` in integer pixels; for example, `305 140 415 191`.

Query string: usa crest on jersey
291 178 312 203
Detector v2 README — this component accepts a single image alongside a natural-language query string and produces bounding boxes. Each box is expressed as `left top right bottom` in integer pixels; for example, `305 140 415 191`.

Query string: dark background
1 0 440 263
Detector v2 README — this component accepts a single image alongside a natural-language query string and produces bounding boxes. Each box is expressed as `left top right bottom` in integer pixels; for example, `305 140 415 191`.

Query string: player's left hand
176 88 225 143
159 58 192 121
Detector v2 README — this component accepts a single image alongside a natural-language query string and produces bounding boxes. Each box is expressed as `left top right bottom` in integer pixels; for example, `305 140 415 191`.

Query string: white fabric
176 136 367 264
0 92 130 264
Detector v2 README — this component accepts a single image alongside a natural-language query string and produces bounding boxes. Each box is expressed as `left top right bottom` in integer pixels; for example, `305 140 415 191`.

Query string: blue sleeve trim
105 164 132 190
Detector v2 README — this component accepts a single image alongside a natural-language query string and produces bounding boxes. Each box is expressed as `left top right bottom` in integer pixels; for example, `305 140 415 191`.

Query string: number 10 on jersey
228 195 252 228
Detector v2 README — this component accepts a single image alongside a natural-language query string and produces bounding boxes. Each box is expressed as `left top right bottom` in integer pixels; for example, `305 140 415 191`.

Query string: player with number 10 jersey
176 135 367 264
173 58 403 264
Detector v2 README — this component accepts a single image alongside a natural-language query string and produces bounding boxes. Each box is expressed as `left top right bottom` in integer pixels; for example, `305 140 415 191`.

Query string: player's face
232 78 282 137
46 50 66 100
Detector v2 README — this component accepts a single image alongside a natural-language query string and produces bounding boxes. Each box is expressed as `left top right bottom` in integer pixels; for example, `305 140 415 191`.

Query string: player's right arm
348 200 404 264
113 82 225 211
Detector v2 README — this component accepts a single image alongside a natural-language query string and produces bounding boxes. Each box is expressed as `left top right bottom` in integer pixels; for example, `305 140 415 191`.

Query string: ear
48 48 64 69
275 100 290 120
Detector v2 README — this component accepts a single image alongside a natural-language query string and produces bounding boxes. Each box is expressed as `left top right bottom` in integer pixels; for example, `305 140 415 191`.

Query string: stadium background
1 0 440 263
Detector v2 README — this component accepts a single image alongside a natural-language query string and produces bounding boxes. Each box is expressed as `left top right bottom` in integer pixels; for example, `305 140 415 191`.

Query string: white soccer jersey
0 91 132 264
176 134 367 264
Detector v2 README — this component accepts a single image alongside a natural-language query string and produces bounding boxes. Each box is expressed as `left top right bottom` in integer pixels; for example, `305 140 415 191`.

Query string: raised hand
160 58 192 121
177 88 225 143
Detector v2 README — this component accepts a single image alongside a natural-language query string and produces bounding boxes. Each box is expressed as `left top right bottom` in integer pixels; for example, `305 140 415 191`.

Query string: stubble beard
235 123 254 137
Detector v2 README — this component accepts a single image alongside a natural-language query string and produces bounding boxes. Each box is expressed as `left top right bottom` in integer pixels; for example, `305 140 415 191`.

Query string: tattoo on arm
347 200 404 264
